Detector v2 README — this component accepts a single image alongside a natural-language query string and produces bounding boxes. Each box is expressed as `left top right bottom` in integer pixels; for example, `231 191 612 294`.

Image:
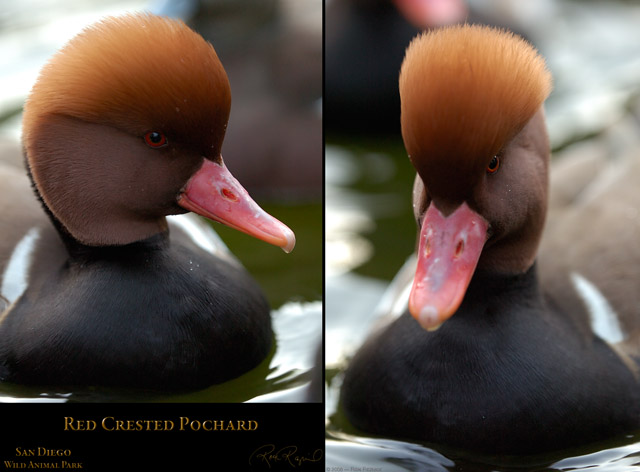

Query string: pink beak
409 201 488 330
177 158 296 253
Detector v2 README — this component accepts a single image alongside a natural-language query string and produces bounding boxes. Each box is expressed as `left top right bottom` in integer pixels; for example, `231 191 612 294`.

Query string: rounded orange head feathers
23 13 231 159
399 24 552 202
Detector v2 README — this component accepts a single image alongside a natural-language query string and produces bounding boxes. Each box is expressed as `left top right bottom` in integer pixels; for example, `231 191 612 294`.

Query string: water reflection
325 143 414 369
326 435 455 472
325 146 375 278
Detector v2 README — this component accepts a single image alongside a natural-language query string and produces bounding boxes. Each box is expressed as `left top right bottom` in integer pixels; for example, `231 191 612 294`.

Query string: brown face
472 110 550 272
413 111 550 268
27 115 208 245
408 110 550 330
27 112 295 250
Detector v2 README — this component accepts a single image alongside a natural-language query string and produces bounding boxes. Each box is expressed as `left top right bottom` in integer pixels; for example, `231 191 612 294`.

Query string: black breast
340 266 640 454
0 233 272 390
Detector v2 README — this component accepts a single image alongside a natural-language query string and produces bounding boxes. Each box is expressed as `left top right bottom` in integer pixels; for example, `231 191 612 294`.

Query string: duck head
400 24 552 330
22 13 295 252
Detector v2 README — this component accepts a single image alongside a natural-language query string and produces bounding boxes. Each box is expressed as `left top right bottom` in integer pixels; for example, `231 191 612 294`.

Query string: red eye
144 131 168 148
486 155 500 174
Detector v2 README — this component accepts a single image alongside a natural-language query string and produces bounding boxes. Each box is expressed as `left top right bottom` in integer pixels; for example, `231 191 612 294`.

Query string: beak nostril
220 188 238 202
454 240 464 258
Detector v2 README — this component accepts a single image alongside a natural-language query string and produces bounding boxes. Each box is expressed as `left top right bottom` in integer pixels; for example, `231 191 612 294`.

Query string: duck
0 13 295 390
339 24 640 454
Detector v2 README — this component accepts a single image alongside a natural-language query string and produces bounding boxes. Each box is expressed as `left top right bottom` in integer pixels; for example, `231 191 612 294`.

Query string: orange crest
23 13 231 158
399 24 552 186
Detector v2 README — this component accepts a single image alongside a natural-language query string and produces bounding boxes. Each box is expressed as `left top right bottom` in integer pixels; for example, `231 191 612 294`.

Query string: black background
0 402 325 471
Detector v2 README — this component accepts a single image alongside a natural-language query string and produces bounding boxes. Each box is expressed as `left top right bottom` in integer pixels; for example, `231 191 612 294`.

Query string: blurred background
326 0 640 469
0 0 322 403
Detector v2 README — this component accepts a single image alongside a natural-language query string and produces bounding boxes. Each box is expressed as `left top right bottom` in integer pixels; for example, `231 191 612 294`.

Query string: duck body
0 211 270 389
0 13 295 389
341 265 640 453
340 24 640 453
539 147 640 354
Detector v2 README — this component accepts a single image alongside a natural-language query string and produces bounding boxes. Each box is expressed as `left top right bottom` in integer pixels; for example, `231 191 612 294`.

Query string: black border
0 402 325 470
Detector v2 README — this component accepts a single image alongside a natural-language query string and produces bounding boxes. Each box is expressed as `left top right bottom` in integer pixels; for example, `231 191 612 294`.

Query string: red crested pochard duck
0 13 295 389
340 24 640 454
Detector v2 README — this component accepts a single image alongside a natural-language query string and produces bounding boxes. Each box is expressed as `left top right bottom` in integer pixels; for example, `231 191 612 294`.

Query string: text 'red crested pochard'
340 24 640 454
0 13 295 389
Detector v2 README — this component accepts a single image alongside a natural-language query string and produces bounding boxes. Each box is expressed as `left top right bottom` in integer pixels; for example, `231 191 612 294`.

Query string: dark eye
144 131 168 148
487 155 500 174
